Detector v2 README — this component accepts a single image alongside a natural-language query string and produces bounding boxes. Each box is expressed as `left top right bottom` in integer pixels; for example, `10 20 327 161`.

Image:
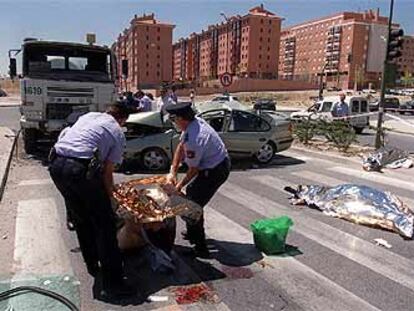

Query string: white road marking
205 207 381 311
330 166 414 192
219 181 414 292
18 178 53 187
13 198 73 279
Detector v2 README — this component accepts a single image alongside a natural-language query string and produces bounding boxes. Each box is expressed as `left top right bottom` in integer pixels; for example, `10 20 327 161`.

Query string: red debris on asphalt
170 283 219 304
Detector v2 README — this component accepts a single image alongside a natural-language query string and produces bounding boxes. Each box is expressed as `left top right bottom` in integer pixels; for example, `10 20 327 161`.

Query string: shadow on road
118 154 306 175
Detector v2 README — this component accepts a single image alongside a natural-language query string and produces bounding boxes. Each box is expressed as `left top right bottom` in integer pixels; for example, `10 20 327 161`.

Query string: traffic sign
220 72 233 87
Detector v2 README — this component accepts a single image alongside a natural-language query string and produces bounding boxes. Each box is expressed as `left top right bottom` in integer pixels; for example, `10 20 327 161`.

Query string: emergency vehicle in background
9 37 118 153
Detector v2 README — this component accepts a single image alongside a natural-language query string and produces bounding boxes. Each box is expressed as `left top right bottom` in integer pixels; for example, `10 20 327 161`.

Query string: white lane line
13 198 73 279
291 170 414 208
18 178 53 187
330 166 414 192
219 181 414 292
205 207 380 311
287 148 362 164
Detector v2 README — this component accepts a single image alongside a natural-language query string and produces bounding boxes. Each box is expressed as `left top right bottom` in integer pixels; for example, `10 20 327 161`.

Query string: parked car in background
362 89 377 94
290 96 369 134
253 99 276 111
399 100 414 115
369 97 400 112
211 94 239 102
124 107 293 171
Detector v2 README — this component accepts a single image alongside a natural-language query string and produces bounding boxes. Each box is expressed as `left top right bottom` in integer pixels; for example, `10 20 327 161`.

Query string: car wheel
254 141 276 164
141 148 170 171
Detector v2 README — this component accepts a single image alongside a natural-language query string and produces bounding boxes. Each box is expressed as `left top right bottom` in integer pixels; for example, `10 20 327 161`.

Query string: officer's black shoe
66 221 76 231
98 280 137 302
194 244 210 259
86 264 100 278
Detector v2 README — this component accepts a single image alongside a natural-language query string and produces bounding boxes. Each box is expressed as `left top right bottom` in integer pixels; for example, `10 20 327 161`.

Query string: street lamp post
375 0 394 149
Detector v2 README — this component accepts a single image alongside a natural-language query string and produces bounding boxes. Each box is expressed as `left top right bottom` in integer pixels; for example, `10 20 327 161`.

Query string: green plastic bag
250 216 293 255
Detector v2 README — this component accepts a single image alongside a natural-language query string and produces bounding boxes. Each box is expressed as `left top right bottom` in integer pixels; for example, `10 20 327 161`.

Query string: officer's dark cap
166 102 194 118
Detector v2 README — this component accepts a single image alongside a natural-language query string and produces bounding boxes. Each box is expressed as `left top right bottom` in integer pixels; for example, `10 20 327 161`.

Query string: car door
349 99 368 128
220 110 272 155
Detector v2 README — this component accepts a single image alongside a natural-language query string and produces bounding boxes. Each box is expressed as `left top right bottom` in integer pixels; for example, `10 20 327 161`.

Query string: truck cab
9 39 117 153
290 96 370 134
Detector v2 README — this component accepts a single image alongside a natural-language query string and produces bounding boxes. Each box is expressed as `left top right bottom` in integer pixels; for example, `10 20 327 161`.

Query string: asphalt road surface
1 134 414 310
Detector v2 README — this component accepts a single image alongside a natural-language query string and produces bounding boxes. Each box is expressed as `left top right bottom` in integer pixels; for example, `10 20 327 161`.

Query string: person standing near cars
165 102 230 257
157 88 175 113
49 103 136 300
332 92 349 118
135 90 152 112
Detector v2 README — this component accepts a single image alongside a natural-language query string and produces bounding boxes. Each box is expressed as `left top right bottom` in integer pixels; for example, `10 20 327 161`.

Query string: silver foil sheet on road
362 147 413 171
286 184 414 238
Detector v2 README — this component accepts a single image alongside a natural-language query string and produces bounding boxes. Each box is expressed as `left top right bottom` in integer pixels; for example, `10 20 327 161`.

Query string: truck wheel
23 129 38 154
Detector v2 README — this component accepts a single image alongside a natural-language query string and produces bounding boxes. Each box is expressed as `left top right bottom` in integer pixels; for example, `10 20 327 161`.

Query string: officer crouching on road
166 102 230 258
49 103 136 301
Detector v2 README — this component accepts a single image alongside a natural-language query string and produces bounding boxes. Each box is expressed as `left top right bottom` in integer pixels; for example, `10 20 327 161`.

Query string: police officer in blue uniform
49 103 136 300
166 102 230 257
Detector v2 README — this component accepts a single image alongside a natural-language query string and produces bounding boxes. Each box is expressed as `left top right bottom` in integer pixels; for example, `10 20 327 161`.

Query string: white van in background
290 96 370 134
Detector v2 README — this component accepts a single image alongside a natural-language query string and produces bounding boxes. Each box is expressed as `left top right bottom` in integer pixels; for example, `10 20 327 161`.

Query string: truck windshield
23 44 113 83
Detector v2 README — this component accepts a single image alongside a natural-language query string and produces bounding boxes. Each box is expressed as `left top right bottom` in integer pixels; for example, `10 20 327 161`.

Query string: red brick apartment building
173 5 282 82
113 13 175 91
279 9 392 90
395 35 414 82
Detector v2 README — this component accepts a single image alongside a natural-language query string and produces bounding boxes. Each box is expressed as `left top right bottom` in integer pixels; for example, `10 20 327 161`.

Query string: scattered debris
43 280 52 286
170 283 219 304
257 260 274 269
148 295 169 302
221 266 254 279
63 276 71 282
2 234 8 240
362 147 413 171
373 238 392 249
285 184 414 238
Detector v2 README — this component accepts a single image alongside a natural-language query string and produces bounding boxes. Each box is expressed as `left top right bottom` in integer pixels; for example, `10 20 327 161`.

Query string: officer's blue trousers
185 158 230 247
49 156 123 288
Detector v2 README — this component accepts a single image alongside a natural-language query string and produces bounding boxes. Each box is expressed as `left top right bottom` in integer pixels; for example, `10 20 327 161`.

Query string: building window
146 35 149 41
157 36 160 41
260 28 263 33
157 27 160 32
157 71 160 76
146 71 149 76
269 20 272 25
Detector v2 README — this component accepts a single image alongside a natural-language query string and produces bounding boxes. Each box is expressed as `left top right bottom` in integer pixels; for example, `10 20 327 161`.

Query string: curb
0 104 20 108
0 128 19 202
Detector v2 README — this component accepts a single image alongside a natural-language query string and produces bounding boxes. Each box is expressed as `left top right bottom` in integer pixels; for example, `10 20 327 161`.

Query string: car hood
290 110 313 118
196 100 247 113
127 111 165 128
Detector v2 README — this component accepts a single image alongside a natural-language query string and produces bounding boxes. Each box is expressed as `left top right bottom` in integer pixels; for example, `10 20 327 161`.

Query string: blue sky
0 0 413 75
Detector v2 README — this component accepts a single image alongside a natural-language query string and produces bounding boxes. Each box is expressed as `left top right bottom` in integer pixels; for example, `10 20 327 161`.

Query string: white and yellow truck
9 38 118 153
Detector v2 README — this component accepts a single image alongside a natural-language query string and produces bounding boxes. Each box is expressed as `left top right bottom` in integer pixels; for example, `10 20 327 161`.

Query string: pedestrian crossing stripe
330 166 414 192
205 207 381 311
218 181 414 292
